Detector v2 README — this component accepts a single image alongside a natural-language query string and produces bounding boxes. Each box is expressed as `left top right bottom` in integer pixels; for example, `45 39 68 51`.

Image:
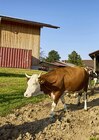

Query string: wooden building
0 15 59 69
89 50 99 74
39 61 75 71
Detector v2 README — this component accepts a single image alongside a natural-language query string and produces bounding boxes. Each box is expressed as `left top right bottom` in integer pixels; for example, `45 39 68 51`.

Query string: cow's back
63 66 89 92
39 66 89 93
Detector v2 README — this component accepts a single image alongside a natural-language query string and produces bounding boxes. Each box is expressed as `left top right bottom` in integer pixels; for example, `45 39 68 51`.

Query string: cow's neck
40 84 52 95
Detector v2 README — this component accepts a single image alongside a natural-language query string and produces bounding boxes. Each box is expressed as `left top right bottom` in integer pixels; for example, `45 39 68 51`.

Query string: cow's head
24 73 43 97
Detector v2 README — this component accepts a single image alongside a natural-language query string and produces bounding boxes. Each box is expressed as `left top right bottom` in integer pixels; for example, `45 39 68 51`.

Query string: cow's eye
32 83 38 85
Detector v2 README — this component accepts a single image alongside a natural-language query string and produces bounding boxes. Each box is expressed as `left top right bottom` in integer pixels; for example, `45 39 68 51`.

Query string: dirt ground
0 88 99 140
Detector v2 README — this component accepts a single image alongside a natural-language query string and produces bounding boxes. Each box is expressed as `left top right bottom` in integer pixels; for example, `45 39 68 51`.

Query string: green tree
46 50 61 62
68 51 83 66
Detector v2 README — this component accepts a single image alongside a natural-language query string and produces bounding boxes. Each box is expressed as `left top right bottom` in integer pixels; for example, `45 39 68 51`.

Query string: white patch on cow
84 99 87 110
93 78 98 87
84 92 87 110
24 74 41 97
51 92 55 100
50 101 56 118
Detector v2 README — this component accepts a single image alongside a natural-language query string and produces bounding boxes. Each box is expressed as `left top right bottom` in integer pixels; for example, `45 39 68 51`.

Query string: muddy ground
0 88 99 140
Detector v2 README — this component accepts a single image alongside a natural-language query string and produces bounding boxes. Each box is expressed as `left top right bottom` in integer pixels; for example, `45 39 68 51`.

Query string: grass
90 138 99 140
0 67 47 116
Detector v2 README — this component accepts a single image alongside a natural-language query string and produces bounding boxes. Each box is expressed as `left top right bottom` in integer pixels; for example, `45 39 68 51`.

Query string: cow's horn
38 72 43 77
25 73 31 79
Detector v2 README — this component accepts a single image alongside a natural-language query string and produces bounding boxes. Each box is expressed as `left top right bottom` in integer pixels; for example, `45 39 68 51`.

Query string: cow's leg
77 92 82 106
50 101 57 118
84 92 87 110
50 91 61 118
77 95 81 106
60 94 67 111
50 92 58 118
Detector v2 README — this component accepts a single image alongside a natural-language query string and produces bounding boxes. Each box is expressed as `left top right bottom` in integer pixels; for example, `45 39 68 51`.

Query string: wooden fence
0 47 32 69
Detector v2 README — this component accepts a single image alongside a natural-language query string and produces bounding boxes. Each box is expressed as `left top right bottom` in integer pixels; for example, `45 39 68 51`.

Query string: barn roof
89 50 99 59
0 15 60 29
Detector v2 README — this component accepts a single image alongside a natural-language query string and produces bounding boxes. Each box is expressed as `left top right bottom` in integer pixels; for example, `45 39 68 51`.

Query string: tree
45 50 61 62
67 51 83 66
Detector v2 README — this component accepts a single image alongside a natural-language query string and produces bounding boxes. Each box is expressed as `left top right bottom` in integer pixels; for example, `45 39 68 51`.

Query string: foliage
0 68 47 116
45 50 61 62
90 79 96 87
67 51 83 66
90 137 99 140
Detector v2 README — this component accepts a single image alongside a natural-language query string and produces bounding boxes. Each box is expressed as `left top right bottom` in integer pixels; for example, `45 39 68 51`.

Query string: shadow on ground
0 72 25 77
0 116 57 139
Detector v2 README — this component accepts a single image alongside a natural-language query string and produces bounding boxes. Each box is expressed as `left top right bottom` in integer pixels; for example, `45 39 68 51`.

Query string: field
0 67 99 140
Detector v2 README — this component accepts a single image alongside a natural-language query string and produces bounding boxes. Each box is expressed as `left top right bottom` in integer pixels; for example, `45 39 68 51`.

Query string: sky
0 0 99 60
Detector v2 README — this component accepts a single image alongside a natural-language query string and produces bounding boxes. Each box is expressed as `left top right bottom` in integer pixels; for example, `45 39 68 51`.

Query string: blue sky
0 0 99 60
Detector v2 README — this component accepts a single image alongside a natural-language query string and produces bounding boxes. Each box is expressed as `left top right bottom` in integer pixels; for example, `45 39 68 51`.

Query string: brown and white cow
24 66 89 118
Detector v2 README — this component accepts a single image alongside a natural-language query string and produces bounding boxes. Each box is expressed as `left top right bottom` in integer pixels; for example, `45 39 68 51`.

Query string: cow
24 66 89 118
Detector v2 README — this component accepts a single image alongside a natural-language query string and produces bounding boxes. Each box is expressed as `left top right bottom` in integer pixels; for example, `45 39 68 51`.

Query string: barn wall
0 21 40 65
0 47 32 69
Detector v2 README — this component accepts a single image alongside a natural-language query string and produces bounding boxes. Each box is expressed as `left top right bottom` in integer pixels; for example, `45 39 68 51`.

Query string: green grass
90 138 99 140
0 67 47 116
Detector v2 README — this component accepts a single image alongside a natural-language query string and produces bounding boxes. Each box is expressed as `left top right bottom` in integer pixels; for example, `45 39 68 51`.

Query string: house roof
40 61 76 67
0 15 60 29
52 61 76 67
89 50 99 59
82 60 94 68
62 60 94 69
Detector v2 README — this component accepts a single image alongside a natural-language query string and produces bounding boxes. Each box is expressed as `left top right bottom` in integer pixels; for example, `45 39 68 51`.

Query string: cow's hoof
84 108 88 111
49 113 56 122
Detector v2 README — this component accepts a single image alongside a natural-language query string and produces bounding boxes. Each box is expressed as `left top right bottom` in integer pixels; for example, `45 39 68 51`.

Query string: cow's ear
38 78 45 84
40 80 45 84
